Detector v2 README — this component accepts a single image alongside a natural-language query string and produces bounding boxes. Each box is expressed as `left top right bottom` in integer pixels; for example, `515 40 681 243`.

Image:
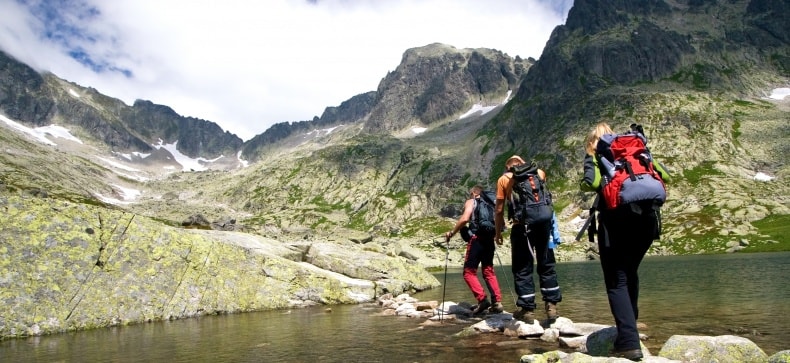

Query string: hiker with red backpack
495 155 562 324
445 185 504 315
580 122 671 361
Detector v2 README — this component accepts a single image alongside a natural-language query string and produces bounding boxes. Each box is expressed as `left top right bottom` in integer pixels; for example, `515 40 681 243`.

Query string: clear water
2 252 788 362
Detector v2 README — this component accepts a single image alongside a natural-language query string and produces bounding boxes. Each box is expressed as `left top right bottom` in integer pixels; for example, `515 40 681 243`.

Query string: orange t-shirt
495 167 547 209
496 172 514 201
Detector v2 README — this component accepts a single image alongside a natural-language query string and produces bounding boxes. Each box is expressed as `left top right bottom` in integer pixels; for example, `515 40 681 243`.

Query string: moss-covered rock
658 334 768 362
0 194 438 340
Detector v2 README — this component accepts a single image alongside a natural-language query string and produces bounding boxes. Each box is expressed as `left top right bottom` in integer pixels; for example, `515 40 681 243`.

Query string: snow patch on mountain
237 150 249 168
459 90 513 119
0 115 84 146
754 172 775 181
152 139 225 172
767 88 789 100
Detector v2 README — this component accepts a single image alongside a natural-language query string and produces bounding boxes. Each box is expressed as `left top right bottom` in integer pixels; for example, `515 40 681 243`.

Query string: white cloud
0 0 572 141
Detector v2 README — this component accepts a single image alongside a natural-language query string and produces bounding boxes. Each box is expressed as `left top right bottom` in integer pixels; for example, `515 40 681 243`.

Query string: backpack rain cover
596 132 666 209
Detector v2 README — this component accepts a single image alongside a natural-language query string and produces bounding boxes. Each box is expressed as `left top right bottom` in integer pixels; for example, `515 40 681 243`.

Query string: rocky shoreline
377 293 790 363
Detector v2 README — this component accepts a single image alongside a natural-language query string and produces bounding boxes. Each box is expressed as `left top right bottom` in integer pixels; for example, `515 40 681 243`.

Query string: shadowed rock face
500 0 788 150
122 100 243 158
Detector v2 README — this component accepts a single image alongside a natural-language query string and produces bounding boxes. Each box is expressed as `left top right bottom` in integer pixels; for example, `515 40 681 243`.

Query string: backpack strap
623 159 636 181
471 197 480 225
528 174 541 201
502 173 516 210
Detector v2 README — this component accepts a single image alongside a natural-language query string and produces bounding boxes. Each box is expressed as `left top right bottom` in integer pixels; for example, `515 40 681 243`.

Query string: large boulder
303 241 440 295
658 335 768 362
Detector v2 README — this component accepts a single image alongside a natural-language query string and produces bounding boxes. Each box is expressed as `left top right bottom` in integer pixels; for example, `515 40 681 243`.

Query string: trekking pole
574 213 594 242
495 249 517 306
525 230 537 261
440 235 450 322
575 195 600 242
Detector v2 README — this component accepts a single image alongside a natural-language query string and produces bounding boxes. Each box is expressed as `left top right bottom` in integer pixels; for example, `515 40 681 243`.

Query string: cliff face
240 44 530 160
0 51 55 124
500 0 788 148
364 43 531 133
122 100 242 158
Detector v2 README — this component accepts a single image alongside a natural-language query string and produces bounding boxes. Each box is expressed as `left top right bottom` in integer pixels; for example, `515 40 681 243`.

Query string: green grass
732 99 756 107
667 64 715 90
731 119 741 143
286 185 304 204
661 212 790 254
682 161 724 186
488 151 515 186
460 172 471 187
286 165 302 179
418 160 432 176
744 214 790 252
386 190 410 209
309 195 350 213
346 213 370 231
398 217 452 238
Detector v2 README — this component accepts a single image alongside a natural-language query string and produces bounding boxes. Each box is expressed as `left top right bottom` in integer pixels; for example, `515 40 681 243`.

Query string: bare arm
446 198 474 240
494 174 510 245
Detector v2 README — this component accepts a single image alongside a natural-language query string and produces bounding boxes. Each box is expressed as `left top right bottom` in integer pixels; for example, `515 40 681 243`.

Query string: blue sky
0 0 573 141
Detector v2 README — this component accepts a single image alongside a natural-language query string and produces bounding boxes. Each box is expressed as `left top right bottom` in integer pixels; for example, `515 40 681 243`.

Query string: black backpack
508 162 554 225
470 190 497 238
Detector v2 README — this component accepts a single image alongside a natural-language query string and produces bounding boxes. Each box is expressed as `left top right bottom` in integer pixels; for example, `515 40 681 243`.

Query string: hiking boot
545 302 559 320
470 300 491 315
488 302 504 314
512 307 535 324
611 348 643 361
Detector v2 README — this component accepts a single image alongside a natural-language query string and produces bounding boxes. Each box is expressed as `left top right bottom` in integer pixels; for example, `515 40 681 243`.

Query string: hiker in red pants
445 185 503 315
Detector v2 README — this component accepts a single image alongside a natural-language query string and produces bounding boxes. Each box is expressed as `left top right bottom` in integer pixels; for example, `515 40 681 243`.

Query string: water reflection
2 252 788 362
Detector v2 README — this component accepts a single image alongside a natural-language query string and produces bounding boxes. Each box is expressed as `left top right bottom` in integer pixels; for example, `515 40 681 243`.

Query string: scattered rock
375 293 784 363
182 213 210 228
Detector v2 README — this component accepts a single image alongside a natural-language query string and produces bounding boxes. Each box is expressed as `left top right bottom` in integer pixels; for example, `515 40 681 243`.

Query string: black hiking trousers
597 202 658 351
510 221 562 310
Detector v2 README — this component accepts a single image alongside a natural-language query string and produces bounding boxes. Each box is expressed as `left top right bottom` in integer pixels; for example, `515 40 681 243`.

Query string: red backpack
596 130 666 210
